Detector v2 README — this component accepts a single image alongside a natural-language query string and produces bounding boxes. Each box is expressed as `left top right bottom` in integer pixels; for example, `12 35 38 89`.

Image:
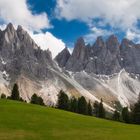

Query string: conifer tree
87 101 92 116
113 110 120 121
1 93 6 99
70 97 78 113
93 101 99 117
132 93 140 124
122 107 130 123
98 99 105 118
11 83 20 100
57 90 69 110
31 93 44 105
78 96 88 115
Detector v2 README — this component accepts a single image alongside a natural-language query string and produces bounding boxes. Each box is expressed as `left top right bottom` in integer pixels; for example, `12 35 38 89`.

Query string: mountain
61 35 140 75
0 23 140 111
55 47 71 67
55 36 140 108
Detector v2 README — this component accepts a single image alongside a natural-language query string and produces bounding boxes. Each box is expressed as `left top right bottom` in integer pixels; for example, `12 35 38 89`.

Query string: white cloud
84 27 112 43
30 32 66 58
0 0 66 58
55 0 140 30
126 29 140 43
0 0 50 31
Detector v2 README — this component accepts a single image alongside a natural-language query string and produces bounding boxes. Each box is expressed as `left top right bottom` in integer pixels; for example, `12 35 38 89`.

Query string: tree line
0 83 45 106
57 90 106 118
57 90 140 124
113 94 140 124
1 83 140 124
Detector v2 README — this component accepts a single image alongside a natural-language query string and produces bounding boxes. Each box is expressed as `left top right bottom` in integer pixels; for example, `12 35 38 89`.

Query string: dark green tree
122 107 130 123
31 94 38 104
31 94 44 105
11 83 20 100
113 110 120 121
132 94 140 124
78 96 88 115
57 90 69 110
38 96 45 106
69 97 78 113
87 101 92 116
98 99 105 118
93 101 99 117
1 93 6 99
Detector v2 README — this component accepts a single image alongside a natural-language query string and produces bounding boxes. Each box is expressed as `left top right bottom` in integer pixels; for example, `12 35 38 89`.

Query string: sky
1 0 140 57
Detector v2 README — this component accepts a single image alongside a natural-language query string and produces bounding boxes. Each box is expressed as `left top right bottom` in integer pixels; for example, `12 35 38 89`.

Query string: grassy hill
0 100 140 140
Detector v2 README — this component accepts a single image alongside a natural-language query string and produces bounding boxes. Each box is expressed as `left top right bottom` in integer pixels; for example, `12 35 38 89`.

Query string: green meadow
0 99 140 140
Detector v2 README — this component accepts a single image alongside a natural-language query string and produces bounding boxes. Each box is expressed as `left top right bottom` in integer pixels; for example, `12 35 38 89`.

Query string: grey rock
0 23 58 81
55 47 71 67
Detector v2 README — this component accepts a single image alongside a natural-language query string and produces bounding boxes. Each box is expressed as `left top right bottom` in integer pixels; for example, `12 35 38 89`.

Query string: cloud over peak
55 0 140 30
0 0 50 31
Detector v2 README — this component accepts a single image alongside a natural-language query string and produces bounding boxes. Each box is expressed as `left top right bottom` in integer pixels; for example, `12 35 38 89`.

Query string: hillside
0 100 140 140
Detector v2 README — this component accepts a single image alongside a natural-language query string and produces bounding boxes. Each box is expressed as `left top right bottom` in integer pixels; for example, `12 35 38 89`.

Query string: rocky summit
0 23 140 111
56 35 140 75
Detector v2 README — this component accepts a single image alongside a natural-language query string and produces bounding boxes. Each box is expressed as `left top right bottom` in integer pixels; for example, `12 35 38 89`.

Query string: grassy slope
0 100 140 140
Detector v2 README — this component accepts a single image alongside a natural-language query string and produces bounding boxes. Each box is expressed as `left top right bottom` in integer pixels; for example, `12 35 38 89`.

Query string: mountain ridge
56 35 140 75
0 23 140 111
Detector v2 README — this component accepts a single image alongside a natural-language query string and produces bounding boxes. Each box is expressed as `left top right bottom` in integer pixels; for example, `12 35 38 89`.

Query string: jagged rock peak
75 37 85 46
107 34 119 45
55 47 71 67
106 34 120 54
6 23 15 31
17 25 23 32
94 36 105 47
121 38 134 46
4 23 16 36
46 48 52 57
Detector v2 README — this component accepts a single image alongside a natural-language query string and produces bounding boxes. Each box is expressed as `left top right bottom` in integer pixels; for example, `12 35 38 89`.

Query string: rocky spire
4 23 17 43
106 34 120 54
55 47 71 67
94 36 105 48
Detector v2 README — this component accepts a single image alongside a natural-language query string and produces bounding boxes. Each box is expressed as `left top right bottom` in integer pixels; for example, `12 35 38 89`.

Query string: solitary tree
57 90 69 110
98 99 105 118
113 110 120 121
11 83 20 100
78 96 88 115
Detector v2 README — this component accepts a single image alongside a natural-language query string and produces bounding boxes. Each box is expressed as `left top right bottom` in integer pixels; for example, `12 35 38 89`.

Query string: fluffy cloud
30 32 66 58
55 0 140 30
126 29 140 43
84 27 112 43
0 0 66 57
0 0 50 31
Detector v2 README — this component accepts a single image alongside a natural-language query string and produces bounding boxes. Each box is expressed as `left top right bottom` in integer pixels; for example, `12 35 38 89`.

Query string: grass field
0 99 140 140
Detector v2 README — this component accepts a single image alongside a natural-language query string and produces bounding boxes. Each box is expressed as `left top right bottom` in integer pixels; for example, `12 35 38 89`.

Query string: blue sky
27 0 90 46
27 0 140 45
1 0 140 57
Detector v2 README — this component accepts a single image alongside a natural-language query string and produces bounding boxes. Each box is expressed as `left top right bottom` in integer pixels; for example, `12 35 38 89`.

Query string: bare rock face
65 37 89 71
57 34 140 75
62 35 122 75
55 47 71 67
120 39 140 74
0 23 58 81
1 23 140 110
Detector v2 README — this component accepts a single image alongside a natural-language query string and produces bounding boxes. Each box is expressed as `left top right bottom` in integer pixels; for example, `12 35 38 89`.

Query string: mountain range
0 23 140 111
